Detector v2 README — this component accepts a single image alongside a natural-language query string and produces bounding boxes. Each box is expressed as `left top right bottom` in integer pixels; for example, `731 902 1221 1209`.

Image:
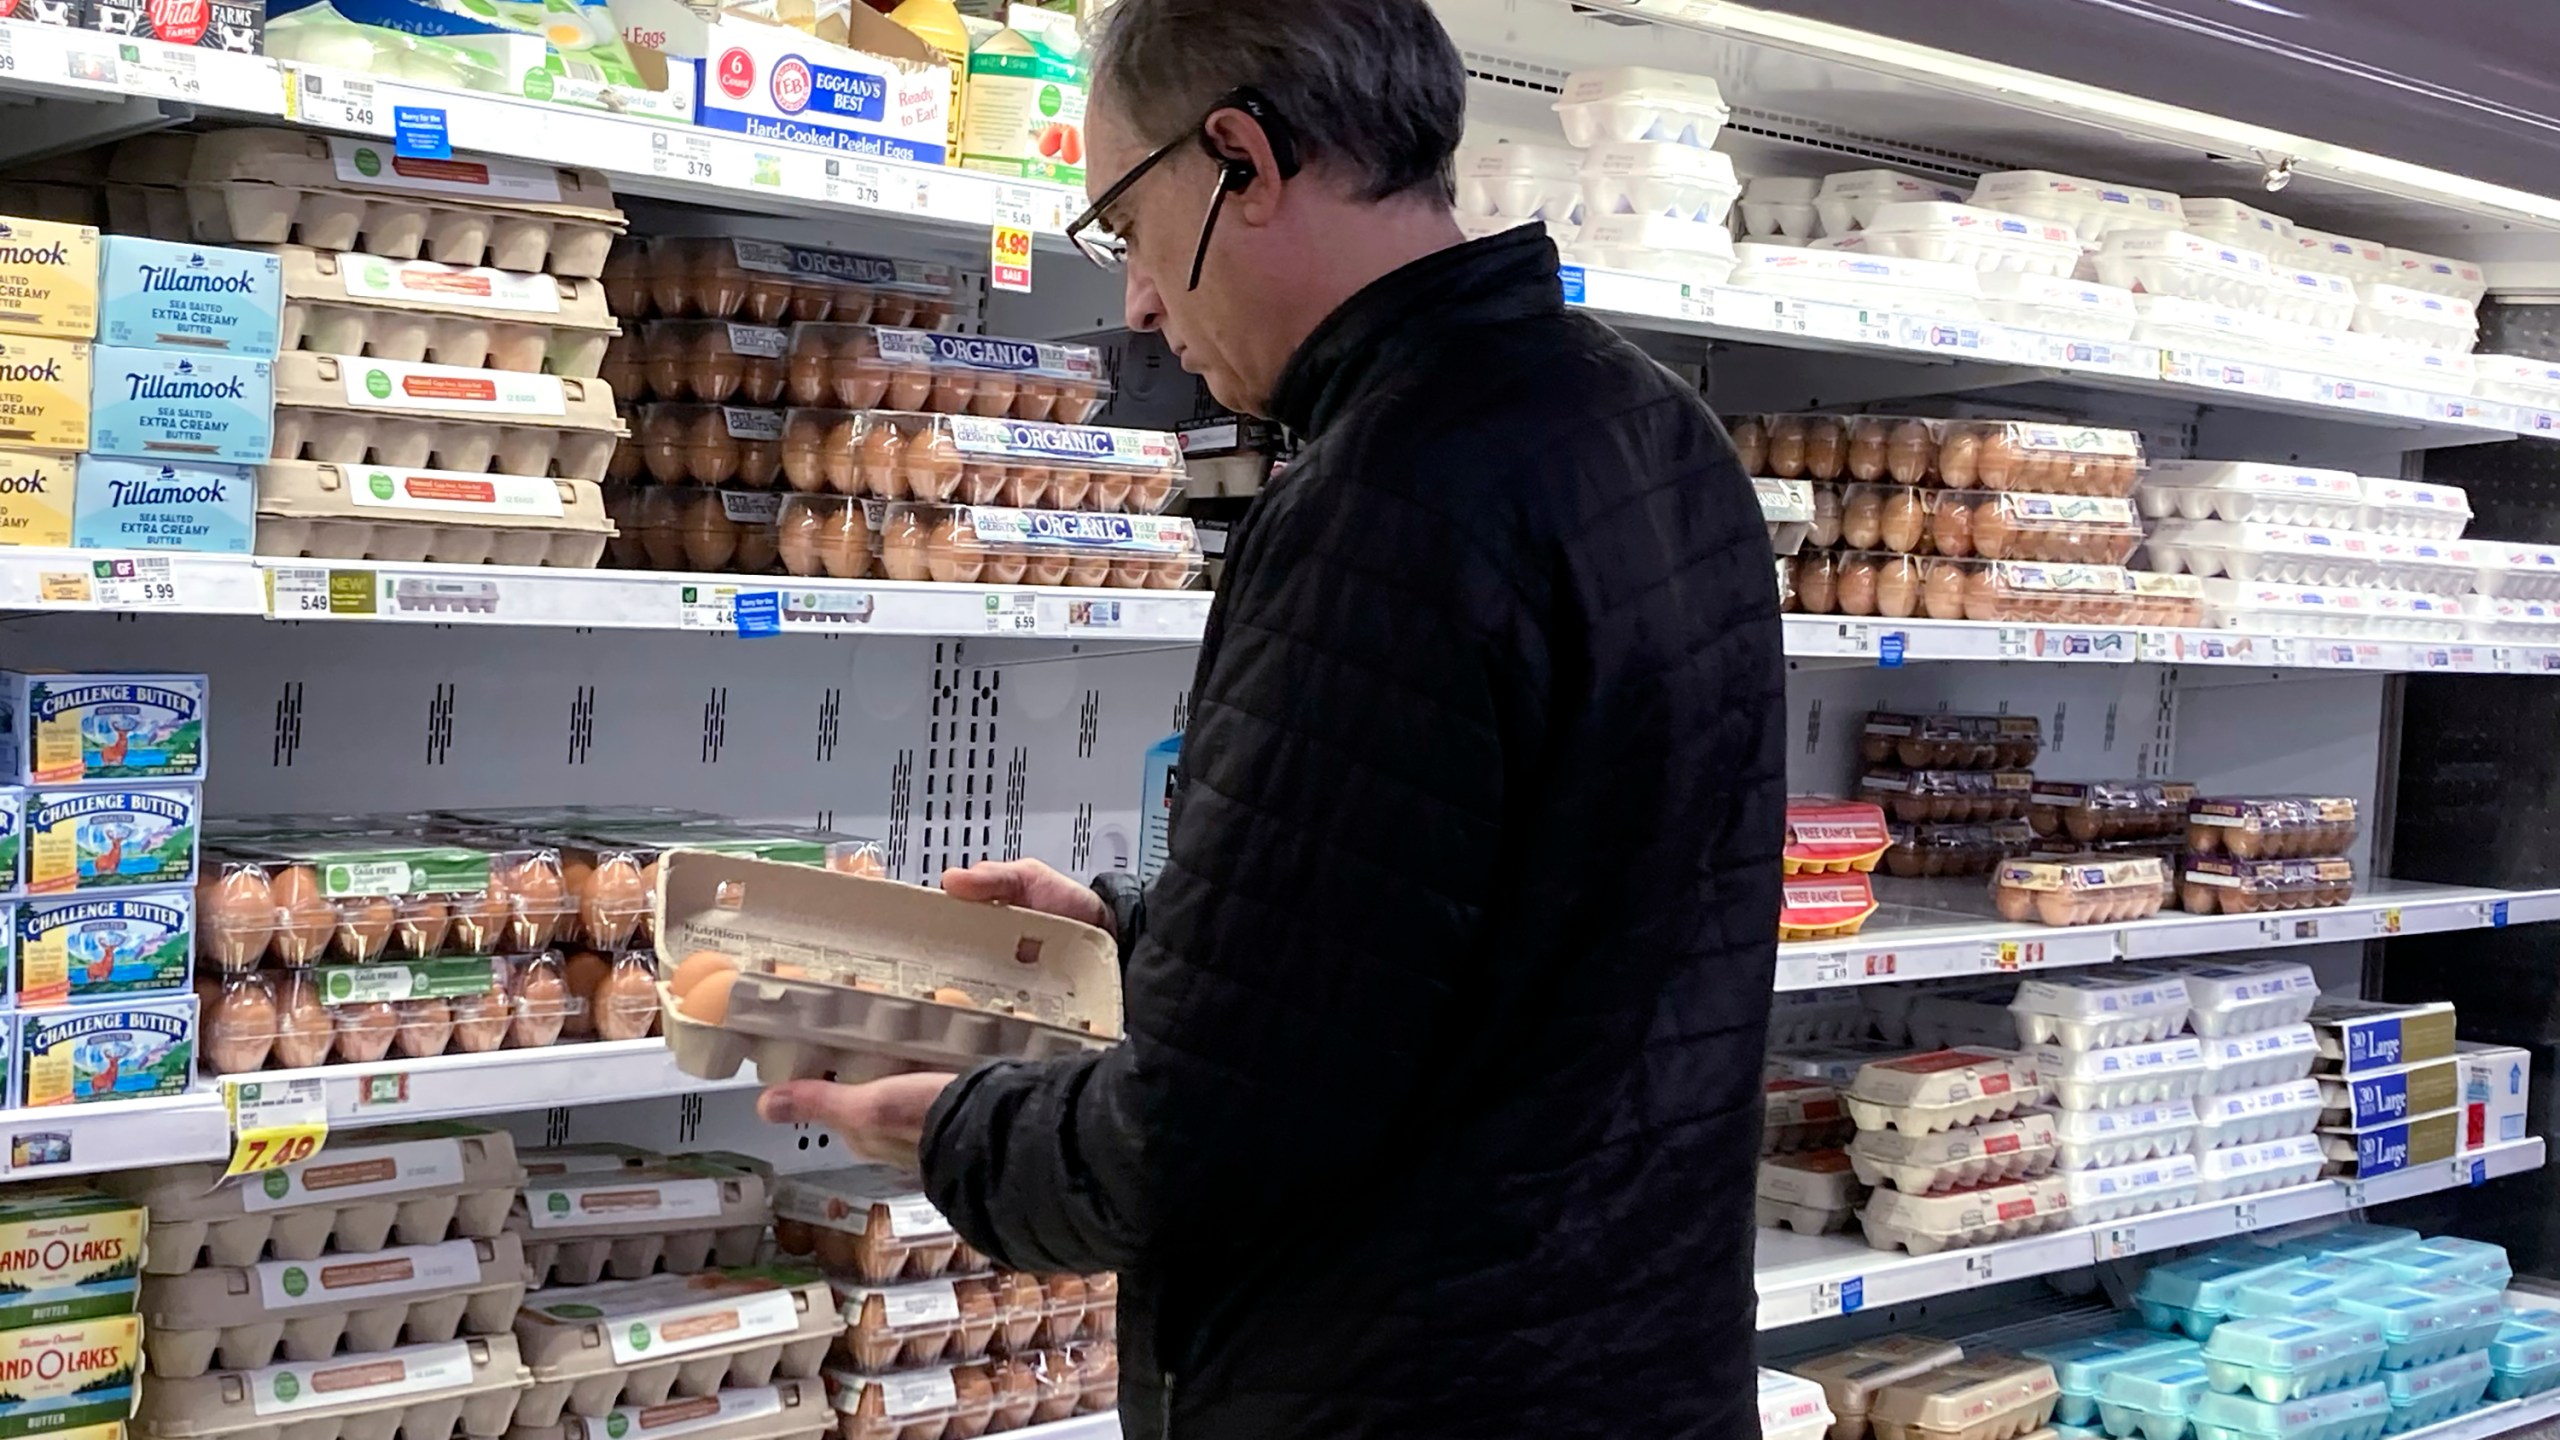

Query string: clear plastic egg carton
2009 972 2192 1049
2453 540 2560 600
105 1123 523 1274
2146 521 2386 587
2382 1349 2492 1432
1738 176 1820 241
1853 487 2145 563
2197 1079 2326 1149
2292 228 2396 283
132 1333 533 1440
2094 230 2279 312
1551 66 1730 149
509 1269 836 1431
2050 1097 2198 1170
872 503 1203 590
1974 273 2139 340
1850 202 2082 277
634 404 783 486
2185 796 2358 860
2130 293 2290 358
271 353 623 482
827 1350 1110 1439
2194 1135 2325 1201
1729 243 1986 315
783 325 1109 423
2472 354 2560 409
2463 597 2560 642
2028 1037 2209 1111
1858 769 2034 825
767 1169 980 1288
637 320 788 405
2197 1024 2320 1096
1848 1109 2059 1193
2179 961 2319 1038
2202 1309 2388 1404
2356 480 2472 541
2384 247 2489 304
1906 991 2030 1052
143 1231 531 1379
1758 1367 1839 1440
1843 1047 2046 1133
1770 989 1871 1046
779 411 1183 512
2137 461 2364 528
835 1272 1103 1374
2488 1312 2560 1400
625 238 961 329
2351 284 2478 350
1881 821 2036 880
510 1164 772 1286
2027 783 2195 845
2180 857 2357 916
2335 1281 2507 1370
1756 1148 1865 1234
1580 141 1740 226
2062 1151 2200 1224
1763 1078 1854 1154
185 130 622 278
1970 170 2185 242
1860 1173 2071 1257
2182 198 2297 251
256 461 614 568
1991 855 2168 927
2264 263 2359 332
1569 213 1736 285
2190 1380 2390 1440
1453 142 1582 225
1816 169 1972 237
277 246 617 378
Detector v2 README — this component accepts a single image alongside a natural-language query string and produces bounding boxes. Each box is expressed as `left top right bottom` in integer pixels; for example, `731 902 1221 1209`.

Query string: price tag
2100 1226 2140 1260
1808 1276 1863 1319
267 567 377 617
1809 952 1849 985
91 556 179 608
1997 627 2030 659
1673 285 1713 324
678 584 739 631
2230 1200 2257 1231
991 184 1035 294
2376 907 2402 936
2484 900 2511 929
2341 1178 2370 1209
36 571 90 603
1964 1253 1995 1284
224 1078 327 1180
292 69 382 132
1989 940 2043 972
826 157 887 211
0 25 17 77
985 592 1039 634
732 590 780 637
650 130 717 182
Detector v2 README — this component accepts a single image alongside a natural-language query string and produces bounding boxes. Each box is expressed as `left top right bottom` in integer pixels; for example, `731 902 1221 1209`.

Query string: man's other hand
941 858 1113 935
758 1072 956 1168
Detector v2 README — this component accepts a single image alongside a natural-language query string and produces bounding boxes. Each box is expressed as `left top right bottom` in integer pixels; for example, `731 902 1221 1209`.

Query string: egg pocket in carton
509 1271 834 1432
1762 1079 1853 1154
504 1379 832 1440
1859 1173 2072 1256
1737 176 1819 241
2180 961 2320 1038
1755 1148 1865 1234
271 353 622 482
186 130 624 277
1843 1048 2045 1134
134 1333 532 1440
1848 1108 2059 1192
2028 1037 2208 1110
107 1123 523 1275
257 460 613 568
279 247 618 378
2049 1097 2198 1171
2061 1151 2200 1224
143 1232 532 1380
2008 971 2193 1049
2196 1135 2326 1202
511 1164 770 1286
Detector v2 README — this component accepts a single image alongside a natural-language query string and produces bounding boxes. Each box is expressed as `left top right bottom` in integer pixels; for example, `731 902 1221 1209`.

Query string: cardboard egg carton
510 1163 771 1286
257 460 614 568
271 352 623 482
279 247 621 378
510 1271 836 1431
654 853 1121 1085
103 1122 525 1275
133 1333 532 1440
185 130 624 277
502 1379 833 1440
143 1232 532 1380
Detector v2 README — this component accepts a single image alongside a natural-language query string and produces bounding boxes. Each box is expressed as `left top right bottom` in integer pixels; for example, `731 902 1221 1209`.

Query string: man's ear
1201 107 1289 225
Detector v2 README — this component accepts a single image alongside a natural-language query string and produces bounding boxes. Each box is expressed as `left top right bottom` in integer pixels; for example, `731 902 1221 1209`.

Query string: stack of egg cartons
120 1124 535 1440
1731 168 1987 317
1534 66 1739 285
2176 960 2327 1201
2275 226 2486 394
1836 1047 2062 1254
2009 971 2206 1225
2308 996 2463 1181
1755 1367 1836 1440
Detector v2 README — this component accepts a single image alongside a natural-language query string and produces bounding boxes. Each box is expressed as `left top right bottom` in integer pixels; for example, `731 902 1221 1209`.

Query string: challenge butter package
16 995 197 1107
0 671 210 786
0 336 90 453
0 218 99 340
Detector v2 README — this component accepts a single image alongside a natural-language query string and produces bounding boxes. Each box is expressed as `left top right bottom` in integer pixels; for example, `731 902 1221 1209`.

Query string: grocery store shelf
258 1036 759 1128
0 1092 230 1179
1756 1136 2545 1329
2398 1390 2560 1440
1785 617 2560 676
0 18 280 113
1775 879 2560 991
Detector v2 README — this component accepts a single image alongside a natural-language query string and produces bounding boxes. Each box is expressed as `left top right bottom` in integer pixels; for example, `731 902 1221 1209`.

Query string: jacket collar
1266 226 1566 438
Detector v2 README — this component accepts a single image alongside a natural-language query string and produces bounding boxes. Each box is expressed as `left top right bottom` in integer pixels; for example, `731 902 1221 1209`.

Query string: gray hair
1086 0 1468 204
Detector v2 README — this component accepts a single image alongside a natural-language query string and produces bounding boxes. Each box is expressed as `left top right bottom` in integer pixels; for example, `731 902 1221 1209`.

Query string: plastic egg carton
2129 292 2289 357
2202 1308 2387 1403
2454 540 2560 600
2095 230 2278 312
2384 247 2489 304
1817 169 1973 237
2008 971 2192 1049
2356 480 2472 541
2383 1349 2492 1431
1731 242 1986 315
2336 1282 2507 1370
2266 263 2359 332
1843 1047 2046 1133
2062 1151 2200 1223
2196 1135 2325 1201
2377 1237 2511 1292
143 1231 531 1379
2293 227 2397 282
2351 284 2478 350
2028 1037 2208 1111
1739 176 1820 241
132 1333 532 1440
1849 1109 2059 1193
2096 1353 2212 1440
1756 1148 1865 1235
1869 1352 2060 1440
1758 1368 1838 1440
278 246 619 378
1974 272 2138 339
2473 354 2560 409
2464 597 2560 641
2488 1312 2560 1400
2180 961 2320 1038
2183 197 2297 251
1851 202 2082 277
2051 1097 2199 1170
1991 854 2168 927
511 1163 771 1286
1970 170 2184 242
2198 1024 2320 1096
1770 989 1871 1046
2143 521 2381 586
185 130 623 278
256 460 614 568
1580 141 1740 226
2137 461 2365 528
2190 1381 2390 1440
1453 142 1582 224
1552 66 1730 149
106 1123 523 1275
1860 1173 2071 1256
2196 1079 2327 1149
509 1270 835 1431
1763 1078 1854 1153
271 353 623 482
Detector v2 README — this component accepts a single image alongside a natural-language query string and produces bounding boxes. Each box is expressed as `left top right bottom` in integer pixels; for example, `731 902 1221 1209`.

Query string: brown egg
562 949 609 1038
1025 552 1071 587
1807 485 1843 548
680 967 740 1025
962 464 1008 506
678 328 746 403
777 498 826 576
1836 555 1879 615
645 244 695 319
772 1217 815 1256
1971 501 2015 559
989 1358 1040 1429
832 847 889 878
1055 380 1105 423
1049 469 1093 511
580 855 649 951
1014 380 1062 422
446 887 506 955
788 343 833 407
205 974 278 1074
880 507 932 581
1840 489 1884 550
1930 496 1975 557
600 332 646 401
511 954 571 1047
499 855 568 951
734 516 779 573
337 896 397 962
1004 466 1053 509
902 429 964 501
670 950 739 998
1978 431 2023 489
1767 417 1807 478
333 1001 399 1063
449 975 511 1053
596 955 662 1040
680 491 741 571
199 865 276 970
393 998 455 1058
1993 884 2037 922
1151 554 1195 590
792 282 838 323
396 898 450 958
1066 554 1111 588
853 422 901 498
928 514 987 583
742 271 794 326
1803 418 1847 481
1847 419 1889 481
606 434 645 487
1109 557 1153 588
273 969 334 1068
884 365 933 411
969 375 1020 418
1963 566 2006 621
821 498 872 579
1936 425 1980 488
690 245 751 319
638 491 689 570
1729 417 1769 474
781 411 830 492
1794 554 1837 613
984 545 1028 586
1879 490 1925 552
1882 419 1932 485
1876 557 1920 617
602 242 649 319
738 352 787 408
684 409 743 486
1091 472 1134 512
638 407 692 485
928 372 976 414
2023 446 2068 492
1130 469 1174 513
1923 560 1969 620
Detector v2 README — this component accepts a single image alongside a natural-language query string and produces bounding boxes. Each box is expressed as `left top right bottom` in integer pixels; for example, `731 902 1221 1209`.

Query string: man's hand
941 858 1113 935
758 1072 955 1168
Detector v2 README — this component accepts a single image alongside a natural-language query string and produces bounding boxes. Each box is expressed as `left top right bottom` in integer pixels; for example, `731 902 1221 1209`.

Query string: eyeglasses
1064 87 1299 292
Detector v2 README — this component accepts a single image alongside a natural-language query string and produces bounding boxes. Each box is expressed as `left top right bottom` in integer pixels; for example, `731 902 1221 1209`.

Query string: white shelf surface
2398 1389 2560 1440
1757 1137 2545 1330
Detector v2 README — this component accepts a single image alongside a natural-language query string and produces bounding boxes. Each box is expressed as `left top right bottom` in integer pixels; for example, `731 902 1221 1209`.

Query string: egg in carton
133 1333 533 1440
142 1231 533 1380
637 404 784 488
105 1122 525 1275
509 1161 771 1287
255 461 614 569
785 324 1110 424
637 238 961 331
185 130 625 278
270 353 623 483
278 247 621 379
507 1269 834 1431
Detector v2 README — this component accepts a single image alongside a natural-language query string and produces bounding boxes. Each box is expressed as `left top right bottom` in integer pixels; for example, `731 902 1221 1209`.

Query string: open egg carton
142 1231 532 1379
508 1269 835 1431
278 246 619 378
613 238 962 329
2049 1097 2198 1170
1847 1108 2059 1193
507 1380 835 1440
257 460 614 567
133 1334 532 1440
105 1123 524 1274
182 130 624 277
271 353 623 481
511 1157 771 1286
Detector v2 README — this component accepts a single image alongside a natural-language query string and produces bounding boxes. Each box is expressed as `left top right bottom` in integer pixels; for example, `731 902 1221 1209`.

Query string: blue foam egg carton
2380 1349 2491 1433
2028 1331 2199 1426
2096 1353 2210 1439
2333 1282 2505 1369
2201 1308 2386 1403
2489 1312 2560 1400
2190 1381 2388 1440
2134 1248 2302 1341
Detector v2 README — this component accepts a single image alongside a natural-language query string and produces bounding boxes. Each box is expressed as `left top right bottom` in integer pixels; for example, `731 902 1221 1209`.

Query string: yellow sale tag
991 184 1035 294
224 1078 328 1180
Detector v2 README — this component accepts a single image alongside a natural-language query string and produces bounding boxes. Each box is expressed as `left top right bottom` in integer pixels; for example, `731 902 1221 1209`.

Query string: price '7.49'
230 1129 320 1176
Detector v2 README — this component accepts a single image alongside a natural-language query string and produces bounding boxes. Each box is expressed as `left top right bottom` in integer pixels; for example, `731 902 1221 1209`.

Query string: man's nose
1123 273 1164 334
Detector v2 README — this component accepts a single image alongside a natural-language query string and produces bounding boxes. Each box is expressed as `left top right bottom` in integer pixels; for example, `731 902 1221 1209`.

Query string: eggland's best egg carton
504 1380 832 1440
132 1333 532 1440
102 1122 523 1275
270 352 623 481
257 460 613 568
185 130 624 278
142 1232 532 1380
278 247 620 379
508 1270 835 1431
508 1164 771 1286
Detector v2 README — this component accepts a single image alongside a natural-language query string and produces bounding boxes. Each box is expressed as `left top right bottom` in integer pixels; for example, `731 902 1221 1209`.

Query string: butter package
23 786 201 894
2311 997 2458 1075
0 1313 140 1433
0 335 91 452
2457 1042 2531 1151
17 995 196 1106
0 217 99 340
0 671 210 784
88 347 273 465
0 451 73 548
0 1186 145 1327
96 238 282 356
72 458 256 553
15 891 193 1007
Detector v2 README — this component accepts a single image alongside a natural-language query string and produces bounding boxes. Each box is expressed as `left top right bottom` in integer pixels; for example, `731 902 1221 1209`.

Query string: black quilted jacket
921 226 1786 1439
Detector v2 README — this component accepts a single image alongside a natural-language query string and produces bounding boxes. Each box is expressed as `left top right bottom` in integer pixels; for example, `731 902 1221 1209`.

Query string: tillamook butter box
0 451 72 549
0 337 89 453
0 218 98 340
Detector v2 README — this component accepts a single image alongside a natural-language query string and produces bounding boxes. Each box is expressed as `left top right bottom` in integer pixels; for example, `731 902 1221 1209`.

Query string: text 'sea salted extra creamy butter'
0 336 92 453
0 451 74 548
88 347 274 466
23 787 202 895
16 892 196 1008
0 671 211 785
0 1313 141 1432
0 217 100 340
17 997 197 1107
95 237 283 357
71 458 255 554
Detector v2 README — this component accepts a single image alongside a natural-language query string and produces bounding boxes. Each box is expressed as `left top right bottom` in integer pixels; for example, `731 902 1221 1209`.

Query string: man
756 0 1785 1433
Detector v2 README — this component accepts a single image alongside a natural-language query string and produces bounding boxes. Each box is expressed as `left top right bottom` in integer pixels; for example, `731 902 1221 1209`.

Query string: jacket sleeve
920 476 1541 1275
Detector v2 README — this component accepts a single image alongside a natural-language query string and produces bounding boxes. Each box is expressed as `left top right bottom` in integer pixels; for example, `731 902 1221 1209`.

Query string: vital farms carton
16 891 194 1007
71 458 256 553
0 1187 144 1328
0 218 99 340
0 671 210 785
95 238 283 357
87 347 274 465
0 451 73 548
17 997 197 1106
23 787 201 895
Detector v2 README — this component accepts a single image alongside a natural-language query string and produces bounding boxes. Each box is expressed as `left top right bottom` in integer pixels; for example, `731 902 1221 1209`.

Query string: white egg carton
2351 283 2478 350
2366 591 2469 638
509 1271 836 1431
1844 1047 2046 1134
1969 169 2184 242
1579 141 1739 226
2192 579 2378 637
1757 1368 1837 1440
278 246 619 379
2265 262 2359 332
185 129 623 278
2129 292 2288 357
1770 989 1870 1048
2192 1078 2325 1149
2463 597 2560 642
1858 1172 2071 1255
272 352 623 481
2137 460 2364 529
2180 961 2320 1037
2376 338 2479 393
2196 1134 2327 1201
2356 479 2473 541
2385 246 2489 303
1756 1149 1865 1235
1568 213 1737 285
133 1333 532 1440
2051 1097 2199 1171
1552 66 1729 149
1739 175 1820 240
143 1232 531 1379
2143 521 2381 587
257 461 614 568
1908 992 2030 1053
2369 540 2477 598
2198 1024 2321 1097
1851 202 2082 277
1768 1036 1917 1087
1453 142 1582 224
1814 168 1971 236
2182 197 2297 250
508 1165 771 1286
2094 230 2278 312
2293 227 2396 282
2027 1037 2208 1111
1764 1078 1855 1154
2062 1151 2202 1224
2474 354 2560 409
1731 242 1985 316
2452 541 2560 600
2008 971 2193 1050
1848 1109 2060 1192
1974 272 2139 339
